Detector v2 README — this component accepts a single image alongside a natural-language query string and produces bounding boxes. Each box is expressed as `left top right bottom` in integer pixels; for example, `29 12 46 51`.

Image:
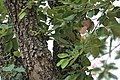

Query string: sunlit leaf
57 53 69 58
65 75 71 80
19 12 26 21
64 14 76 21
57 59 67 67
61 59 69 69
13 51 21 58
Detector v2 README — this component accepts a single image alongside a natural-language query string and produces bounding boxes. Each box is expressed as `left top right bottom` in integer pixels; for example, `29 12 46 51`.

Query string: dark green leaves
96 27 109 37
113 7 120 18
4 41 13 52
81 56 91 66
87 9 99 18
65 73 80 80
109 20 120 37
12 38 19 50
85 75 94 80
91 46 99 57
108 72 118 80
88 38 103 57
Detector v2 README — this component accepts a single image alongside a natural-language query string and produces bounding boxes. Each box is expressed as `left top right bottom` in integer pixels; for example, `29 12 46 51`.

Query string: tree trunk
4 0 54 80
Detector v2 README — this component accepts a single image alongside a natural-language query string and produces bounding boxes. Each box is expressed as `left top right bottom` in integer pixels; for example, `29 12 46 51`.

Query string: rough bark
4 0 54 80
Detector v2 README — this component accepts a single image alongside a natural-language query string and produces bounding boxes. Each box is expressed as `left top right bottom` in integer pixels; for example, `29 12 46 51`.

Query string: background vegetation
0 0 120 80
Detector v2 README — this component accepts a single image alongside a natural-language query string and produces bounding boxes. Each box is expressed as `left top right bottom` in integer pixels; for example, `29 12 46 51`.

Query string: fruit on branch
82 19 94 31
79 19 94 34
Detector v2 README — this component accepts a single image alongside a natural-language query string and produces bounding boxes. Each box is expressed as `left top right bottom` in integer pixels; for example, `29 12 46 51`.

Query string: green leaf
4 41 13 52
72 64 79 69
2 64 15 71
64 26 76 41
65 75 72 80
72 73 81 80
0 24 9 29
13 66 25 73
91 68 101 72
77 72 86 80
15 73 24 80
94 9 99 15
0 28 13 38
96 27 109 36
58 37 71 45
13 51 21 58
64 14 76 21
91 46 100 58
65 73 80 80
0 28 6 34
56 58 69 69
98 72 104 80
90 0 97 4
19 12 26 21
110 7 120 18
87 10 95 18
3 33 13 42
91 38 102 47
81 56 91 66
69 49 83 66
108 72 118 79
109 20 120 36
85 75 94 80
98 14 108 25
12 38 19 50
60 1 71 4
57 53 69 58
56 59 67 67
61 59 69 69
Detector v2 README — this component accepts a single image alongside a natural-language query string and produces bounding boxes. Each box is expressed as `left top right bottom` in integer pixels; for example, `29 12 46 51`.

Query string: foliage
1 64 25 80
0 0 120 80
0 0 25 79
48 0 120 79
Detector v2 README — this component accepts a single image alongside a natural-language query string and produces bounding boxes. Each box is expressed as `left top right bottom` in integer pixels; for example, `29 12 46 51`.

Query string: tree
1 0 54 80
0 0 120 80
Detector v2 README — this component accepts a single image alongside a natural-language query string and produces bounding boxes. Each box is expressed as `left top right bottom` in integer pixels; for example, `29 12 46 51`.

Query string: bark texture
4 0 54 80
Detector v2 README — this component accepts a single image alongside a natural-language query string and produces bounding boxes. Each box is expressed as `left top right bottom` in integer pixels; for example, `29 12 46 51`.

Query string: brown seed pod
82 19 94 31
79 26 87 34
80 36 86 41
